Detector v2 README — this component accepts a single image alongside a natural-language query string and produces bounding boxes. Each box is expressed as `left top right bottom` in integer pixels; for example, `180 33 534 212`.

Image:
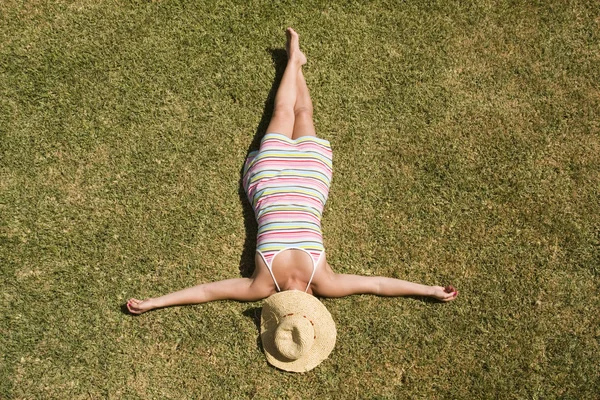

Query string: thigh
266 109 294 138
291 110 316 139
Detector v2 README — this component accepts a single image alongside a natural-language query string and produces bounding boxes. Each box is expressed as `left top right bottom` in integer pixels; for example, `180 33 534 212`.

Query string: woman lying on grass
127 28 458 315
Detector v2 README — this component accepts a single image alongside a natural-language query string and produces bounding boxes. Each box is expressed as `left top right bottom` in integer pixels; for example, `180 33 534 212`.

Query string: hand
126 298 156 314
430 285 458 302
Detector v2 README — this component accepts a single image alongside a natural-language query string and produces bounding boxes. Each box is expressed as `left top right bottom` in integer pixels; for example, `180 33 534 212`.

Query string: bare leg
265 28 307 138
291 68 316 139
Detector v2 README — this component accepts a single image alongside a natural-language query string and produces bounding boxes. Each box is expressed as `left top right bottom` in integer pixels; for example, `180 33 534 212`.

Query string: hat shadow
237 48 288 278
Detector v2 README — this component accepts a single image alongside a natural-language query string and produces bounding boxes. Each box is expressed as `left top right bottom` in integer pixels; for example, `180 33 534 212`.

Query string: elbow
198 285 211 303
373 278 384 296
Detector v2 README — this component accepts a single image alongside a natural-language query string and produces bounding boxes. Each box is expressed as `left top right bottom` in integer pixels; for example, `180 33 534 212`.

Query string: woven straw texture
261 290 336 372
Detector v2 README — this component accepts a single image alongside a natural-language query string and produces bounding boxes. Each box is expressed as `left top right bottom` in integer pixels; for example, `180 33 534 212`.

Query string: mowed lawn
2 1 598 398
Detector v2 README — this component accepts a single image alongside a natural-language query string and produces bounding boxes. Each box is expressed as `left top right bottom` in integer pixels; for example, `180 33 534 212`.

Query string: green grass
2 0 599 398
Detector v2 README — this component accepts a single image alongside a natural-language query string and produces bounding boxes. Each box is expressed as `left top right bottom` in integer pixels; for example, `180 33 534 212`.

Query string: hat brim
261 290 336 372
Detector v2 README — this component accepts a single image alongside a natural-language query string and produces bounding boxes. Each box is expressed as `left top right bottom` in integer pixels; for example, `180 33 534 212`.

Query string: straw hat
261 290 336 372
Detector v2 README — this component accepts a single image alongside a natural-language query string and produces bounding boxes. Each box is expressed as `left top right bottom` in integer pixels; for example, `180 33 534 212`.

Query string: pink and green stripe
243 133 333 271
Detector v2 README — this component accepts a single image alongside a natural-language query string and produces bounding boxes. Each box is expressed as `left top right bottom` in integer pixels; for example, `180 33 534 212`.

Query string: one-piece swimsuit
242 133 333 291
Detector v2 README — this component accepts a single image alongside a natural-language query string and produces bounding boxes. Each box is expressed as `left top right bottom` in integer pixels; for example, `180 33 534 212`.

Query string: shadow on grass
404 292 459 304
121 50 288 317
243 306 264 352
238 48 288 278
405 295 445 304
120 302 168 316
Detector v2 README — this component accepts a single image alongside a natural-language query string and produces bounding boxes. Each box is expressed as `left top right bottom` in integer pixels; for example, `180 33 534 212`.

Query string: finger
445 291 458 302
126 300 141 314
441 290 457 302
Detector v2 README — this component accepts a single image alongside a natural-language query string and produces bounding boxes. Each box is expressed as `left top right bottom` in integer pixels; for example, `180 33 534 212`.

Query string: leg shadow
238 48 288 278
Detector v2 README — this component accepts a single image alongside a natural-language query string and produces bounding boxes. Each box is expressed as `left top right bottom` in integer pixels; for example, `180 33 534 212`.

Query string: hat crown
274 314 315 361
261 290 336 372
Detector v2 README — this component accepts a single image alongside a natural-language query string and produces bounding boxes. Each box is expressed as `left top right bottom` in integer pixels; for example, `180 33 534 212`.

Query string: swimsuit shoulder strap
258 251 281 292
304 251 323 292
259 249 324 293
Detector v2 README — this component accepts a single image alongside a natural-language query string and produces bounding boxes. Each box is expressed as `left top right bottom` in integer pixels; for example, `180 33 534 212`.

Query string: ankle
288 55 305 67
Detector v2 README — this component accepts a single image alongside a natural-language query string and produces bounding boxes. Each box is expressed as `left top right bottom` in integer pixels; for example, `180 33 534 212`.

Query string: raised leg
265 28 307 138
291 69 316 139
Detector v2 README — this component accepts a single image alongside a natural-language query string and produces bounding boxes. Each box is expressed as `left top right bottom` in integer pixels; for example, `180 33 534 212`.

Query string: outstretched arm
314 273 458 301
127 278 272 314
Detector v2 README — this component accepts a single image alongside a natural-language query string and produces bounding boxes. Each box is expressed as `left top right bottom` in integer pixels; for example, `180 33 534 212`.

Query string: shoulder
311 264 380 298
249 257 278 296
309 262 337 296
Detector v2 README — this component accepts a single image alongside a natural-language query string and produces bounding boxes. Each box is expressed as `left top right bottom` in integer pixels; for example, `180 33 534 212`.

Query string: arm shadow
237 48 288 278
404 295 446 304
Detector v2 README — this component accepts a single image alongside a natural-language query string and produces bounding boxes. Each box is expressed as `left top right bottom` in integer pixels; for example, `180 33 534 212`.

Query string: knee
294 106 313 120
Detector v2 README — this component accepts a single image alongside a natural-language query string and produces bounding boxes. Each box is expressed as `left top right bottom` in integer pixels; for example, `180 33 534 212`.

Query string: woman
127 28 458 316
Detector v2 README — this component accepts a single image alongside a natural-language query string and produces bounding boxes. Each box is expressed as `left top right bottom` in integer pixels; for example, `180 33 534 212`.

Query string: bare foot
286 27 307 66
126 298 155 315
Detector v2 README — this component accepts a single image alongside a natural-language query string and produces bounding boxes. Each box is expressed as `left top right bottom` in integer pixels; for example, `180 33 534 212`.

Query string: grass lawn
2 0 599 398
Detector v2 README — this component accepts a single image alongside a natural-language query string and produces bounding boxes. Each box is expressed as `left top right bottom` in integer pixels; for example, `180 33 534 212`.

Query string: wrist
426 285 436 297
148 297 160 309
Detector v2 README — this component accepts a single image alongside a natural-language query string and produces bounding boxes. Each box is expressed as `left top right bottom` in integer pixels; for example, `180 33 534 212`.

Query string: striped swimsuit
242 133 333 292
